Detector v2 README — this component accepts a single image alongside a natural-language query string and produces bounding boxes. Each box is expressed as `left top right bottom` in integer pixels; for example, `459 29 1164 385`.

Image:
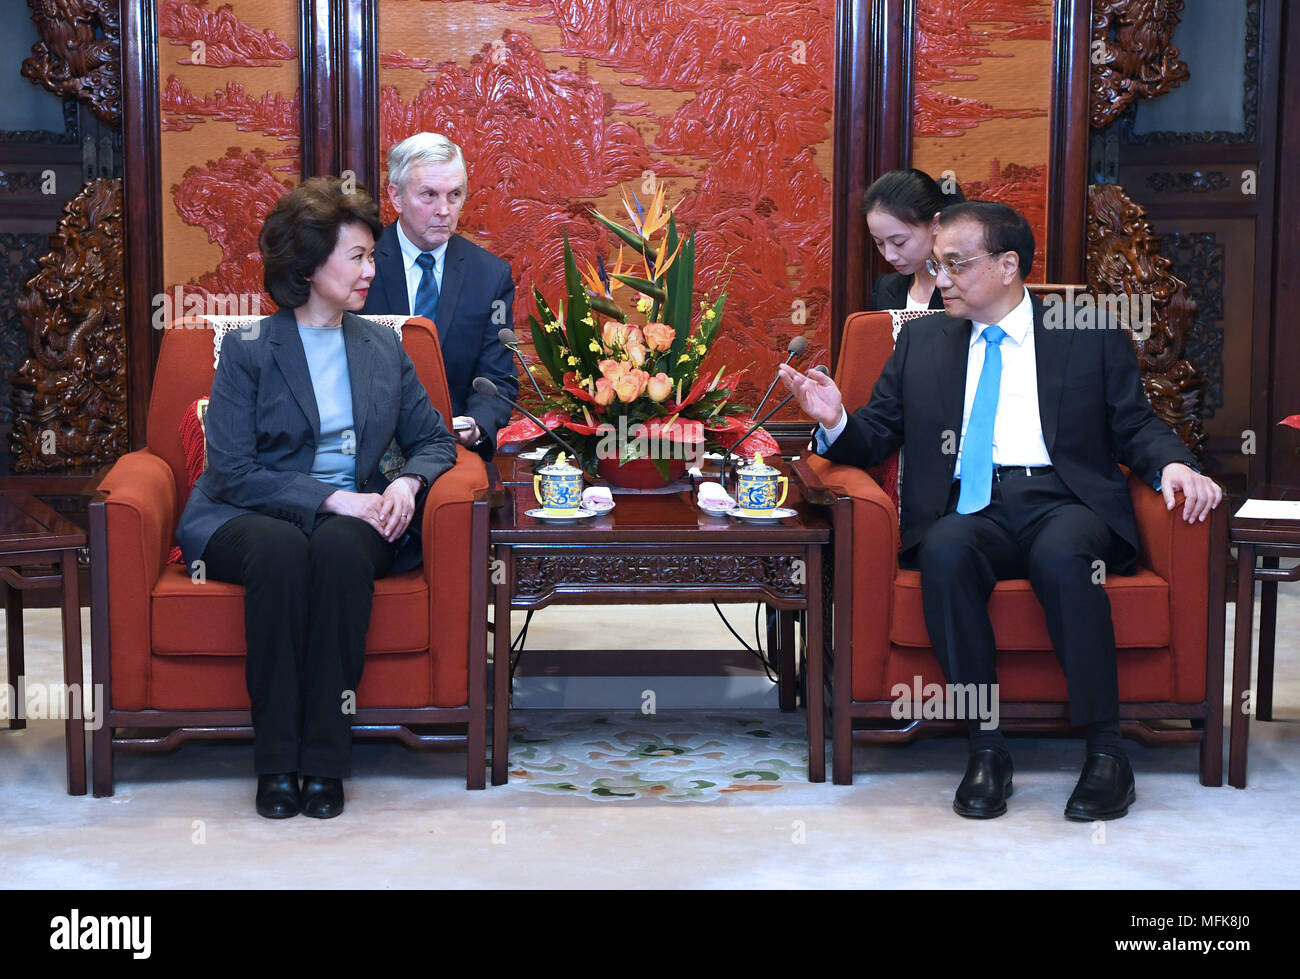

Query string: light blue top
297 324 356 492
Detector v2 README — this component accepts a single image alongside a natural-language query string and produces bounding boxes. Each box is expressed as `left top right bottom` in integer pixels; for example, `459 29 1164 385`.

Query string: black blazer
869 271 944 312
362 225 519 457
176 308 459 573
821 293 1197 568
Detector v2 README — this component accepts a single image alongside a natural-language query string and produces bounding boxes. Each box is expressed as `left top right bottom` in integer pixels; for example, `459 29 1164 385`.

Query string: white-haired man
362 132 518 459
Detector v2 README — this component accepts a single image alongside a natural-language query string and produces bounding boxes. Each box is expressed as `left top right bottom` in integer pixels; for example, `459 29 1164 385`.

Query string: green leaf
528 290 564 386
590 208 657 265
700 288 726 348
587 293 627 323
562 233 600 378
610 274 665 303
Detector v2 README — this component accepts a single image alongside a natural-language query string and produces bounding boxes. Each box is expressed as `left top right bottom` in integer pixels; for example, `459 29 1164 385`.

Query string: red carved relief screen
157 0 300 319
377 0 834 417
911 0 1053 282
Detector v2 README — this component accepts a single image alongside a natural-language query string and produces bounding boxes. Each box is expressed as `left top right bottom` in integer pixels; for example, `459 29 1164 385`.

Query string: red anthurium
562 372 594 403
496 417 545 445
1279 415 1300 430
645 416 705 443
563 418 603 436
734 429 780 459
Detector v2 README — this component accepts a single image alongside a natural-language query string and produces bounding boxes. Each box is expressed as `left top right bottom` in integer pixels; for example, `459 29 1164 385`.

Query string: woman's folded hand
320 490 389 537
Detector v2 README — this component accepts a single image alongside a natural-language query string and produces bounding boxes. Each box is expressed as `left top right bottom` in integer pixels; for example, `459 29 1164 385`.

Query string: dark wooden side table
0 493 88 795
1228 485 1300 789
488 454 831 786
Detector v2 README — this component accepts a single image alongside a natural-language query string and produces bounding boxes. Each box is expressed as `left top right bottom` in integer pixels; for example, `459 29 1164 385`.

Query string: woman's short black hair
259 175 383 309
862 168 965 225
937 201 1035 280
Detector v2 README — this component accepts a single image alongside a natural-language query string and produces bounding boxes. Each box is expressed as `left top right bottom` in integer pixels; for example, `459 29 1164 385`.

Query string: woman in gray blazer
175 177 459 819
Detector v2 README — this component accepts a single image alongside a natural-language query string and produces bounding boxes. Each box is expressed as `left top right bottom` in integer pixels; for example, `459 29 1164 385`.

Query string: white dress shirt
816 288 1052 474
394 221 448 315
953 288 1051 476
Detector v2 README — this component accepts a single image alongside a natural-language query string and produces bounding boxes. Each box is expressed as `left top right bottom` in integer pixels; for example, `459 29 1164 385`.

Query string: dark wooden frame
88 487 492 796
120 0 163 449
795 459 1228 788
486 455 830 786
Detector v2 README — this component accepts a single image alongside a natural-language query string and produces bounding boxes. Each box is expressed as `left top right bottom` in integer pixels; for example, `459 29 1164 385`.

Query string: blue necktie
956 324 1007 514
413 251 440 322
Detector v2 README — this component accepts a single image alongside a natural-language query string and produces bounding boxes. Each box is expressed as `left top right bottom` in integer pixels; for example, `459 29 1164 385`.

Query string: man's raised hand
778 363 844 430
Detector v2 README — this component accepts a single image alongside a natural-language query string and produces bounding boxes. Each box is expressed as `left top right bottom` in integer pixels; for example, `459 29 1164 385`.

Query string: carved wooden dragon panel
10 178 127 471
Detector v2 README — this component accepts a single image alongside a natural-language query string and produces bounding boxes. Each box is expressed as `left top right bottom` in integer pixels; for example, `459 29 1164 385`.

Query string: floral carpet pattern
503 711 819 802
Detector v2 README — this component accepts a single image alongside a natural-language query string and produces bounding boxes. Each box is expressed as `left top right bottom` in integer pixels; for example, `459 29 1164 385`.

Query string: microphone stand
472 377 585 463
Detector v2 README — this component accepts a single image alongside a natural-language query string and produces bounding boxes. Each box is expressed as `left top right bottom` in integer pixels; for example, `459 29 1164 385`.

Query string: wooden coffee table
488 452 831 785
0 493 88 794
1228 484 1300 788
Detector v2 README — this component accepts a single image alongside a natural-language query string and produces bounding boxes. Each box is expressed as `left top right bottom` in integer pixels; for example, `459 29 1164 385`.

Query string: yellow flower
636 297 652 314
588 341 602 353
582 314 595 326
678 353 691 364
702 309 716 322
566 355 579 366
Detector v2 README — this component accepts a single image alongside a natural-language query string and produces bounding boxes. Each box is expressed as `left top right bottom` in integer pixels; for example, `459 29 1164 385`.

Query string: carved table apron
488 454 831 786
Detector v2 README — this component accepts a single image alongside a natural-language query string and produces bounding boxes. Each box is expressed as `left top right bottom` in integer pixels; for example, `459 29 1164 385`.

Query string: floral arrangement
506 185 775 481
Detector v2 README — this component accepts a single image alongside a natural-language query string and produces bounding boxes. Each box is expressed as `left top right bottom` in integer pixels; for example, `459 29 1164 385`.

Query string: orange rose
593 376 616 406
601 322 629 349
598 358 630 380
626 325 645 347
647 372 673 402
625 341 648 367
643 322 675 352
614 368 650 403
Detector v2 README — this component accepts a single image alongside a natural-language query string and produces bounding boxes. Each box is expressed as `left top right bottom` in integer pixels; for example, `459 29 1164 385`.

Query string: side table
1228 485 1300 788
0 493 89 795
488 454 831 786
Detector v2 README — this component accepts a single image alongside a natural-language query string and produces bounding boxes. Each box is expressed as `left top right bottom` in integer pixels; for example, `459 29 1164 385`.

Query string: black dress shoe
1065 752 1136 821
953 748 1014 819
300 776 345 819
255 773 300 819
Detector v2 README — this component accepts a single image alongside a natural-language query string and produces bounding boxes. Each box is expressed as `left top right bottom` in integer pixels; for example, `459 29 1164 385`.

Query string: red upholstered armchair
89 315 491 794
796 311 1227 786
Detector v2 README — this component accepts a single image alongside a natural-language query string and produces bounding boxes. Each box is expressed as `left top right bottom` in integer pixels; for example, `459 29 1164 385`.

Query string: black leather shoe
255 773 300 819
953 748 1013 819
1065 752 1136 821
300 776 345 819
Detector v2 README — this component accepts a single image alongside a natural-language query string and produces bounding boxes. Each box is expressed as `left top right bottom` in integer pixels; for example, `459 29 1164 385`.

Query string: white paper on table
1234 498 1300 521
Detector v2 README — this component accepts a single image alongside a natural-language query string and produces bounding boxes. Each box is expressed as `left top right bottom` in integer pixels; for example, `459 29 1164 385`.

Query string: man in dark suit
361 132 518 459
780 201 1222 821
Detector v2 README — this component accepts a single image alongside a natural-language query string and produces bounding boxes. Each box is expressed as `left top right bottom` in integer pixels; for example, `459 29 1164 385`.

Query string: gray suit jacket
176 308 459 573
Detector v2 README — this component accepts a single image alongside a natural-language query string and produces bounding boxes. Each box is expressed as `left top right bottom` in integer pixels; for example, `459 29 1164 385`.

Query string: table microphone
472 376 585 462
723 364 829 489
498 328 549 404
749 336 809 423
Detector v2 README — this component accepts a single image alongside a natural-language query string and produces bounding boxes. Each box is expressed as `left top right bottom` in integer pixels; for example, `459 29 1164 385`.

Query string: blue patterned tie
956 324 1007 514
413 251 440 322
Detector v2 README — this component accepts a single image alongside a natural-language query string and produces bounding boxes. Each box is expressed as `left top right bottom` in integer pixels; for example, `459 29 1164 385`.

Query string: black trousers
202 513 396 778
913 471 1122 728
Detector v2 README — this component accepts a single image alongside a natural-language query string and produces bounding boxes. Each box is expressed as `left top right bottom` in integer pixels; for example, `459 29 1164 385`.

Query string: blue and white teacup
533 453 584 516
735 453 788 517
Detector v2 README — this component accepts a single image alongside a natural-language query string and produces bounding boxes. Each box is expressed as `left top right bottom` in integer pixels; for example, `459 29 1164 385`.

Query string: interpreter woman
864 168 966 311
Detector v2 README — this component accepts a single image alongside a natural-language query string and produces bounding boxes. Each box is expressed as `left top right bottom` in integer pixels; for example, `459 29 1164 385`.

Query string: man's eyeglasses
924 251 1005 278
